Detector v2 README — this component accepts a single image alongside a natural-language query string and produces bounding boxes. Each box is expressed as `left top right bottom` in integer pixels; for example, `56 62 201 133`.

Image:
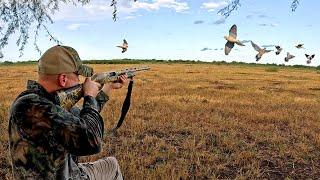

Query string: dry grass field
0 63 320 179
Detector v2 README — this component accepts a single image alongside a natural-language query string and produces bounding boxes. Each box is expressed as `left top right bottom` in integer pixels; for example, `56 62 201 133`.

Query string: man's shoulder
14 91 41 105
11 91 51 111
9 91 56 125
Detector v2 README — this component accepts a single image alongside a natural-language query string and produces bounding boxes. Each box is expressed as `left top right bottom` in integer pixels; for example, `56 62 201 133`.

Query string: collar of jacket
26 80 60 105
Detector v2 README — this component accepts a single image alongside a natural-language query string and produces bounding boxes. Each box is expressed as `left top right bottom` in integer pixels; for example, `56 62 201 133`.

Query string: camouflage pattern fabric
8 80 109 179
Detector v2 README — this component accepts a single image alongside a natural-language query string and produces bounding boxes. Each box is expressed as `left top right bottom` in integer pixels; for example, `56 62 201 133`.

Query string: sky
1 0 320 66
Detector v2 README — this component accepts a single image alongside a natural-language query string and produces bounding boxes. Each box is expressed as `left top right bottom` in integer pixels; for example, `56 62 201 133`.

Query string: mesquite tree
0 0 299 58
218 0 300 18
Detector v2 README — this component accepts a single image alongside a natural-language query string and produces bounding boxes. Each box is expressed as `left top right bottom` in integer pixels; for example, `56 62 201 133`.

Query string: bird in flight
224 24 245 55
251 41 272 61
117 39 128 53
295 44 304 49
275 45 283 55
285 52 295 62
305 54 315 64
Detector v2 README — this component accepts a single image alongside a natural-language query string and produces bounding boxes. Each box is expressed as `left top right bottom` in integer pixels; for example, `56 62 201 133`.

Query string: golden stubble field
0 63 320 179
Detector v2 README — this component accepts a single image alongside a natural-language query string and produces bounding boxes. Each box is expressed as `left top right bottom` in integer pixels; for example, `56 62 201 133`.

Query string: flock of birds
224 24 316 64
116 25 315 65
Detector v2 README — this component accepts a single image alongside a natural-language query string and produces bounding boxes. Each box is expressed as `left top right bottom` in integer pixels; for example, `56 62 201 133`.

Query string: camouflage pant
79 157 123 180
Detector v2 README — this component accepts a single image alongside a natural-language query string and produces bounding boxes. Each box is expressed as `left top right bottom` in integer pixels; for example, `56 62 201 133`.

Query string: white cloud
124 16 136 19
119 0 189 14
201 1 228 12
83 2 112 15
54 0 188 22
66 23 88 31
53 0 113 21
259 23 279 27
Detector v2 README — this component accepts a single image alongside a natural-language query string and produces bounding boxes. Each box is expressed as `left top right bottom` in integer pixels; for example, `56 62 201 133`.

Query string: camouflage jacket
9 80 109 179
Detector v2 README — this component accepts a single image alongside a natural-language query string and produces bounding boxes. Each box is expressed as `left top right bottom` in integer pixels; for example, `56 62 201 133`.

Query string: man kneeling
9 45 127 180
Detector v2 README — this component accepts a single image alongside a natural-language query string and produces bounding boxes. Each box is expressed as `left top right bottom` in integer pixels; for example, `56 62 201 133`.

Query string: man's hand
101 75 129 97
83 77 101 98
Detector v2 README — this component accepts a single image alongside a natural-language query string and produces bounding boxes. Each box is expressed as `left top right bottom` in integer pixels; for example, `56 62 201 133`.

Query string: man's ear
58 74 67 87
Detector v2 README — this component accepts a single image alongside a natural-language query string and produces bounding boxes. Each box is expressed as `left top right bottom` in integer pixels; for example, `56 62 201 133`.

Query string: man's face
64 73 80 88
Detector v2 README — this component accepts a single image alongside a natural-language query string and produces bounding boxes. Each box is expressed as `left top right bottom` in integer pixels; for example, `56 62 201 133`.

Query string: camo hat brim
77 63 94 77
38 45 93 77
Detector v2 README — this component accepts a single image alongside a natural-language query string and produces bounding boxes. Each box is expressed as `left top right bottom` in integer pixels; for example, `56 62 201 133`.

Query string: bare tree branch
217 0 241 18
291 0 300 12
218 0 300 18
111 0 117 21
0 0 95 58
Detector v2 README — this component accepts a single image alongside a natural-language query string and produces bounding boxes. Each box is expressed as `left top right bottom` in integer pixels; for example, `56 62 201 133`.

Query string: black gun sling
111 79 133 132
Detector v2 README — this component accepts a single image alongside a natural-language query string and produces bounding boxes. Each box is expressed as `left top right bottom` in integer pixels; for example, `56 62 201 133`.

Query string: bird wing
225 41 235 55
305 54 309 58
236 41 245 46
289 54 295 59
296 44 303 48
251 41 261 52
275 46 280 50
311 54 315 59
229 24 237 39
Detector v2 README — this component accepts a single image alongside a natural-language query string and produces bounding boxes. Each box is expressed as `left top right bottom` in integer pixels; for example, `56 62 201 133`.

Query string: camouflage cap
38 45 93 77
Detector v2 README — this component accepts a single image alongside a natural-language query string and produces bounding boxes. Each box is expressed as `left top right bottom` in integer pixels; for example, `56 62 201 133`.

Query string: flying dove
295 44 304 49
305 54 315 64
116 39 128 53
285 52 295 62
251 41 272 61
275 45 283 55
224 24 245 55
